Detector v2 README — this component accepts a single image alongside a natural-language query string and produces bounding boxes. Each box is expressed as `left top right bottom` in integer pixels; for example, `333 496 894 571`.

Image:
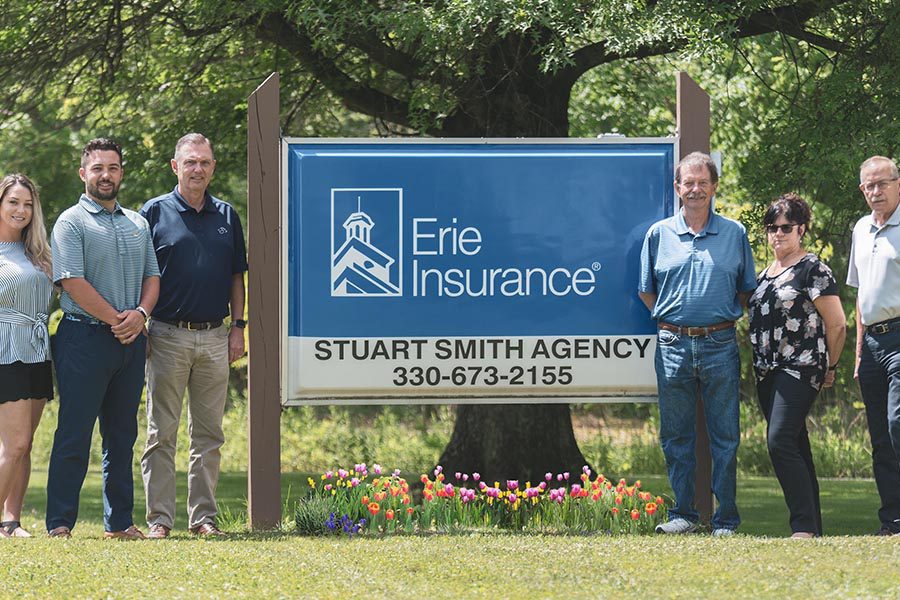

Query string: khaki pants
141 320 229 530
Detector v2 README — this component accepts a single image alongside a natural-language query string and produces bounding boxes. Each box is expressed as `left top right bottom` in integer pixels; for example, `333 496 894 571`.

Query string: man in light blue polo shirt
848 155 900 536
639 152 756 536
46 138 160 539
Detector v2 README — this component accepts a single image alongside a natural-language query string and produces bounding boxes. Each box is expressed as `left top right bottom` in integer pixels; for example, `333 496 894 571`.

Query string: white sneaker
655 518 699 534
712 528 736 537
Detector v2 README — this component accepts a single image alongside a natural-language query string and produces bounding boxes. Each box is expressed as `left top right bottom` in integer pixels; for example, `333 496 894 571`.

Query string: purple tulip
462 474 469 482
507 480 519 491
373 464 383 475
563 472 570 481
545 472 552 481
350 477 360 487
455 472 462 481
472 472 481 481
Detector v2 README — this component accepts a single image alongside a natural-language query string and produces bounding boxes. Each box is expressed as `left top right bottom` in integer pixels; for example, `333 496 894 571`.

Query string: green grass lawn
5 470 899 599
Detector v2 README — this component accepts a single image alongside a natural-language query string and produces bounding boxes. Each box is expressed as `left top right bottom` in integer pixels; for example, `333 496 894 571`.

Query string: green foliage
293 495 337 535
279 405 454 475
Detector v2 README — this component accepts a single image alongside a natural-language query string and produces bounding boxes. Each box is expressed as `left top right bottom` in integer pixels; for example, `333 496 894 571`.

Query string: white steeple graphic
342 196 374 244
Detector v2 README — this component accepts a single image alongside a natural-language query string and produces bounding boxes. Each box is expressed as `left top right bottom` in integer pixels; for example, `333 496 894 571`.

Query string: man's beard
87 180 119 201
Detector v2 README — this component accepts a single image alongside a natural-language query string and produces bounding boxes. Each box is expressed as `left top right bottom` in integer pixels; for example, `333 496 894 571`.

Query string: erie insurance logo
331 188 403 297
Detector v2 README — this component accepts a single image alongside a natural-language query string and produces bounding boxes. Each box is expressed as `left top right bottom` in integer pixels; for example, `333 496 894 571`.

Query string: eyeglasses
765 223 799 234
861 178 899 193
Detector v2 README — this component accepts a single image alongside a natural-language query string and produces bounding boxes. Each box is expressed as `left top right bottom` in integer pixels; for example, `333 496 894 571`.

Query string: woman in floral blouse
748 193 846 538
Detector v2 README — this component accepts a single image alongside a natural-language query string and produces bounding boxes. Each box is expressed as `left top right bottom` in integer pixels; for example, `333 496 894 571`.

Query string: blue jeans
655 327 741 530
858 327 900 532
46 318 147 532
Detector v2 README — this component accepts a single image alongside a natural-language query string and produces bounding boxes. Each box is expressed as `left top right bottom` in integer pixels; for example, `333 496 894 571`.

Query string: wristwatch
135 306 149 322
233 319 247 329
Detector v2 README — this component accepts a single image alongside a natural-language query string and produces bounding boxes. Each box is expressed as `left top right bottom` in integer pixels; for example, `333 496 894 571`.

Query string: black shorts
0 361 54 403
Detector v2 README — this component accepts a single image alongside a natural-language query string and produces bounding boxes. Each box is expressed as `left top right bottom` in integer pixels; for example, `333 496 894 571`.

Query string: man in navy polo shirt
639 152 756 536
139 133 247 538
47 138 160 539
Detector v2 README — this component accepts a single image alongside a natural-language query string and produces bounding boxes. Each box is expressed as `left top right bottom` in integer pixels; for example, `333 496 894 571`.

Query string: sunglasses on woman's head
765 223 799 234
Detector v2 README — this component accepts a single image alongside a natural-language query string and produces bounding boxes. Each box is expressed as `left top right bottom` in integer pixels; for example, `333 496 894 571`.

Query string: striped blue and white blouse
0 240 53 364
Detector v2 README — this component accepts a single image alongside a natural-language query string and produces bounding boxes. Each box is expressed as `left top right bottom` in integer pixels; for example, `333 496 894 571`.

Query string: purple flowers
325 513 366 536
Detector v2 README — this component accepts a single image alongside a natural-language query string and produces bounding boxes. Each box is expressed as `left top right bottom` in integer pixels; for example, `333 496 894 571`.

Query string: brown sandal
48 526 72 538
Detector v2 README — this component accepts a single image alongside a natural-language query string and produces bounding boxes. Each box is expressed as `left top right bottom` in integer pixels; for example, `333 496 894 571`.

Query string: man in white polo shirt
848 155 900 536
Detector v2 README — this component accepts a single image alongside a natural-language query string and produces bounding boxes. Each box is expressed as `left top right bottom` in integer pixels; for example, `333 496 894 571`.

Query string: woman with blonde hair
0 173 53 537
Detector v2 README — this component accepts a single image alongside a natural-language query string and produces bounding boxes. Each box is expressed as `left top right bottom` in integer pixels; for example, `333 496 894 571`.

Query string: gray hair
675 151 718 184
859 156 899 181
174 133 214 160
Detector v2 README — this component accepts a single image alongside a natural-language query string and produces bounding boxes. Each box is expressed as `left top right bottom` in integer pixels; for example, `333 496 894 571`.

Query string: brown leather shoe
147 524 171 539
48 526 72 539
104 525 146 540
190 523 225 537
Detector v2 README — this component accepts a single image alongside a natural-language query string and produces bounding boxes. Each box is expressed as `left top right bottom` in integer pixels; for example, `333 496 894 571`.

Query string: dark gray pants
757 370 822 535
859 327 900 533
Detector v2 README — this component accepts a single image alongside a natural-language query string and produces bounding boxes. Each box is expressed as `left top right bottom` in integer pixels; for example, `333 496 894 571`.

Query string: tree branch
560 0 849 85
254 11 442 134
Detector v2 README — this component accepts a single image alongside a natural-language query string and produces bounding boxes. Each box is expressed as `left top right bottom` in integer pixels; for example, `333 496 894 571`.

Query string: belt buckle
872 323 890 335
686 326 703 337
187 322 201 331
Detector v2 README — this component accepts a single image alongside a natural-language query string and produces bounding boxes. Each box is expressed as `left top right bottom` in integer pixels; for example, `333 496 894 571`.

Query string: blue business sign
284 140 675 403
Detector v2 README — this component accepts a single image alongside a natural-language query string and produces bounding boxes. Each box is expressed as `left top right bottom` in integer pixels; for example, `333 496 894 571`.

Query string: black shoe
873 525 900 536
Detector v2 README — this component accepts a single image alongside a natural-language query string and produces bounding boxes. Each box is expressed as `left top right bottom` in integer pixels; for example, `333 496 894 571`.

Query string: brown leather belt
155 318 224 331
867 317 900 336
658 321 735 337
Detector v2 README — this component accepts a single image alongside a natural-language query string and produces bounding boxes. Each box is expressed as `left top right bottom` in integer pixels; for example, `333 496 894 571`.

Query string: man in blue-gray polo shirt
47 138 160 539
639 152 756 536
848 155 900 536
139 133 247 539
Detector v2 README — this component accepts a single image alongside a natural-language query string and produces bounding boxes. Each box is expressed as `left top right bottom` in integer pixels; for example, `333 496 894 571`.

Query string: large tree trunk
437 404 589 484
434 50 588 482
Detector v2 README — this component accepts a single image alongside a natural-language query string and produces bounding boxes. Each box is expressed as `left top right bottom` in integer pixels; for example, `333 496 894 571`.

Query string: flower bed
296 463 667 536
